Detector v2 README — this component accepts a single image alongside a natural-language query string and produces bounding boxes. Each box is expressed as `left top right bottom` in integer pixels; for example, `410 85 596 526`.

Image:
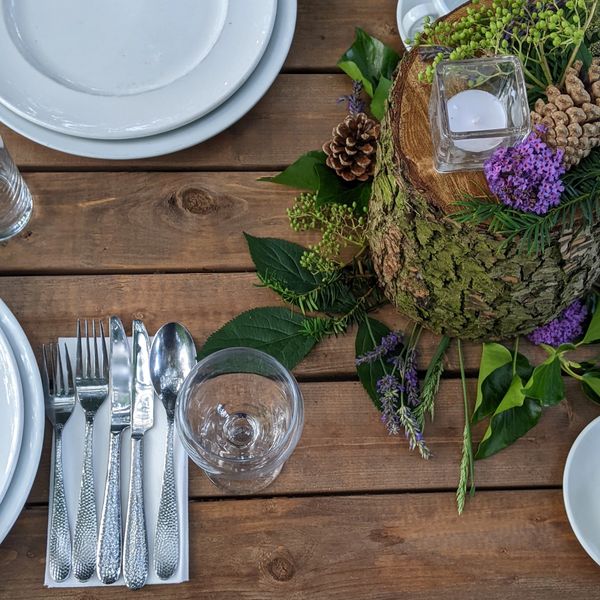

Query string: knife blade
109 316 132 432
131 320 154 437
97 316 131 584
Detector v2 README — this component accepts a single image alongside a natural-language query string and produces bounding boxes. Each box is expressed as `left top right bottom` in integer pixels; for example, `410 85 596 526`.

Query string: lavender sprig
338 80 366 115
398 405 431 459
377 374 402 436
356 331 402 365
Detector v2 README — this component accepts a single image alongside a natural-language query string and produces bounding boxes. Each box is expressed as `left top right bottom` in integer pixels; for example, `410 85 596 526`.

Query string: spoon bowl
149 323 196 415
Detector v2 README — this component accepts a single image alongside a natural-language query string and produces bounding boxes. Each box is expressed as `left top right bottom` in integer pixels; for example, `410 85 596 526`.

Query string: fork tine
47 343 56 396
64 343 75 393
100 320 109 380
85 319 91 379
41 344 51 395
75 319 83 380
54 343 64 395
93 320 100 378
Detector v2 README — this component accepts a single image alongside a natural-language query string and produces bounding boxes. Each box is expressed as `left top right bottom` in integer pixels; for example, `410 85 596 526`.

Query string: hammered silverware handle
72 414 97 581
154 416 179 580
123 436 148 590
48 427 71 582
97 431 123 584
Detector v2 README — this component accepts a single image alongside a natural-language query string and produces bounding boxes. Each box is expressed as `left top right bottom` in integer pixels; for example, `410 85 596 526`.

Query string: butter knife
97 316 131 584
123 321 154 590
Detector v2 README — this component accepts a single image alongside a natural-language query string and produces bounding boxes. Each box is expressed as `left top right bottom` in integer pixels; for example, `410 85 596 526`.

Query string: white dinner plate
0 0 277 139
563 415 600 565
0 0 296 159
0 299 44 545
0 325 23 505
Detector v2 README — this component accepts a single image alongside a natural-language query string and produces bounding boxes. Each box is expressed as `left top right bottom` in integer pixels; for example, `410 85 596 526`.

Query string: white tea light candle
447 89 508 152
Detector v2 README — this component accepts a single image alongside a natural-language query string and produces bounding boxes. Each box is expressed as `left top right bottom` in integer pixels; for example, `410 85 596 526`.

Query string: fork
42 343 76 582
72 320 109 582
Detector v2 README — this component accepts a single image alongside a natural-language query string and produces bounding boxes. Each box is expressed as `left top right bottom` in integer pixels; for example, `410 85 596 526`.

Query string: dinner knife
96 316 131 584
123 320 154 590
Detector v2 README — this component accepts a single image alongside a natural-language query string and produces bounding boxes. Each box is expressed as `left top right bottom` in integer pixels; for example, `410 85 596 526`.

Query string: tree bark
369 50 600 340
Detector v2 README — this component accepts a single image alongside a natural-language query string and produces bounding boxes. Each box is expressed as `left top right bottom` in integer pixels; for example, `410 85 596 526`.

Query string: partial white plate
0 325 23 505
0 0 277 139
564 415 600 565
0 299 44 545
0 0 296 159
396 0 465 48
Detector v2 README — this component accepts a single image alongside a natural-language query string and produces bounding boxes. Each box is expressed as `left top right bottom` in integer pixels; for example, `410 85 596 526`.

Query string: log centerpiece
368 26 600 340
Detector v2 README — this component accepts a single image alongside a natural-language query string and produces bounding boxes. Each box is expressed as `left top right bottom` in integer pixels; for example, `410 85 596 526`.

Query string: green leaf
523 354 565 407
581 371 600 404
475 375 542 460
259 150 326 190
314 164 372 210
576 42 593 73
355 317 392 410
244 234 320 294
337 28 400 97
472 343 512 423
370 76 392 121
582 304 600 344
198 307 318 370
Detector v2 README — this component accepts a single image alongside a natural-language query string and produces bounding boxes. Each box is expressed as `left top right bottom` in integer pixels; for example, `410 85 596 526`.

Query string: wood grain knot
369 528 405 547
172 187 220 215
265 552 296 582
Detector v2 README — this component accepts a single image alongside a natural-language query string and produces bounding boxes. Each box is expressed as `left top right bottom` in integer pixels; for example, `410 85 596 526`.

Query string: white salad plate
563 415 600 565
0 0 296 159
0 324 23 506
0 299 44 545
0 0 277 139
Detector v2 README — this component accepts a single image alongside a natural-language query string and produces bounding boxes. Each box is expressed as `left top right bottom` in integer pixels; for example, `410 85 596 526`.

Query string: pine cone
322 112 380 182
531 59 600 169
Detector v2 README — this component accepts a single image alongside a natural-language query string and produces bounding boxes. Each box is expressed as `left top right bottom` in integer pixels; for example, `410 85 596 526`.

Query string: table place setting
43 318 194 589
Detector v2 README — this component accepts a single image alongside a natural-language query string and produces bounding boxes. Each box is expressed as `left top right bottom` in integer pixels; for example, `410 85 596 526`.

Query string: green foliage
415 335 450 428
414 0 598 90
454 147 600 256
337 27 400 119
288 192 368 273
524 354 565 406
582 294 600 343
197 307 319 370
354 317 393 409
259 150 325 190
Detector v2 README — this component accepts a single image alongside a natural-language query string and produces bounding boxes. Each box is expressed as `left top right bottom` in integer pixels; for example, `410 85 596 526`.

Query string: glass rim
176 346 304 470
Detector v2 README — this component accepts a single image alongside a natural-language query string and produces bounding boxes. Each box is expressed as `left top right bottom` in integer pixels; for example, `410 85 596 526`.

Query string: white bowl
563 415 600 565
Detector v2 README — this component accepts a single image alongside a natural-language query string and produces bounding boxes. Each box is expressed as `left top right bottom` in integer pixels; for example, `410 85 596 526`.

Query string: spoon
149 322 196 580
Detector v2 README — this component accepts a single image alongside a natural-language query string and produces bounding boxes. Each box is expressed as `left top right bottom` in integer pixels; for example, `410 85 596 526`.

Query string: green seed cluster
414 0 595 87
288 192 368 275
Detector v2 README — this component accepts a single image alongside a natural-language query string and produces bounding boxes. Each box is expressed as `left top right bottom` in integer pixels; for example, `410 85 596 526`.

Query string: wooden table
0 2 599 597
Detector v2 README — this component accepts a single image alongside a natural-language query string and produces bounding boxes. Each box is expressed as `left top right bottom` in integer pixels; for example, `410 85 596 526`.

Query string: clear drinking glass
176 347 304 494
0 136 32 242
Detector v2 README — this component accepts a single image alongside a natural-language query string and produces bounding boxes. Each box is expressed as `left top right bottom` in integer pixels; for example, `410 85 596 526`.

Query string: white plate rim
0 298 44 545
0 324 23 505
0 0 277 139
0 0 296 159
563 414 600 566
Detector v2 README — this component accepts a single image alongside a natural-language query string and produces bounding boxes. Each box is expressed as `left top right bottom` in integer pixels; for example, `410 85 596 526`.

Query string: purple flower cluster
377 374 402 435
338 80 366 115
356 331 402 365
528 300 588 347
483 128 565 215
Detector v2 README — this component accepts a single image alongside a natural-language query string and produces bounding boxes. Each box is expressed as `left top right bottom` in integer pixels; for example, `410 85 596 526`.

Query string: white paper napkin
44 337 189 588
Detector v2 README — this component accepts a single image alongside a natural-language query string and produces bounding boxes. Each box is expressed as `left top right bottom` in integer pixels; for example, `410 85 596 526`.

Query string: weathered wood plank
1 75 349 170
26 379 599 503
1 491 598 599
286 0 401 71
0 273 595 378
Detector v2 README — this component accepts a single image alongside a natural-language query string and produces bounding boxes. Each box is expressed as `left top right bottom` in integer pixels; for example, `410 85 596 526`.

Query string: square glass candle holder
429 56 530 173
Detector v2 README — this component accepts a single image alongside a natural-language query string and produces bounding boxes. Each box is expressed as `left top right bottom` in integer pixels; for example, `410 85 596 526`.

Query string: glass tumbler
176 347 304 494
0 136 32 242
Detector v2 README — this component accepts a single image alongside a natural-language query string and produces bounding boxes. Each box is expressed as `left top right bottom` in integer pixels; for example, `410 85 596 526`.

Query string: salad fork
72 320 109 582
42 343 76 582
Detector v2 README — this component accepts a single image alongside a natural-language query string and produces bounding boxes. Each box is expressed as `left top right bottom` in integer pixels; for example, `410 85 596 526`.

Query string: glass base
203 464 283 495
0 200 32 242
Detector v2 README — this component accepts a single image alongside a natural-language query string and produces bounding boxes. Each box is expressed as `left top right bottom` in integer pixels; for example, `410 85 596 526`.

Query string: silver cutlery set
42 317 196 589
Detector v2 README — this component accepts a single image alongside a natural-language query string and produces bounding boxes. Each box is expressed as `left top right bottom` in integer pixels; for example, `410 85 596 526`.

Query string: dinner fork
42 343 76 583
72 320 109 582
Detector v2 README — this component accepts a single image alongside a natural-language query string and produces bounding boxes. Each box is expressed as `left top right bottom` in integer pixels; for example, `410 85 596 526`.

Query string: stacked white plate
0 0 297 159
0 298 44 545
